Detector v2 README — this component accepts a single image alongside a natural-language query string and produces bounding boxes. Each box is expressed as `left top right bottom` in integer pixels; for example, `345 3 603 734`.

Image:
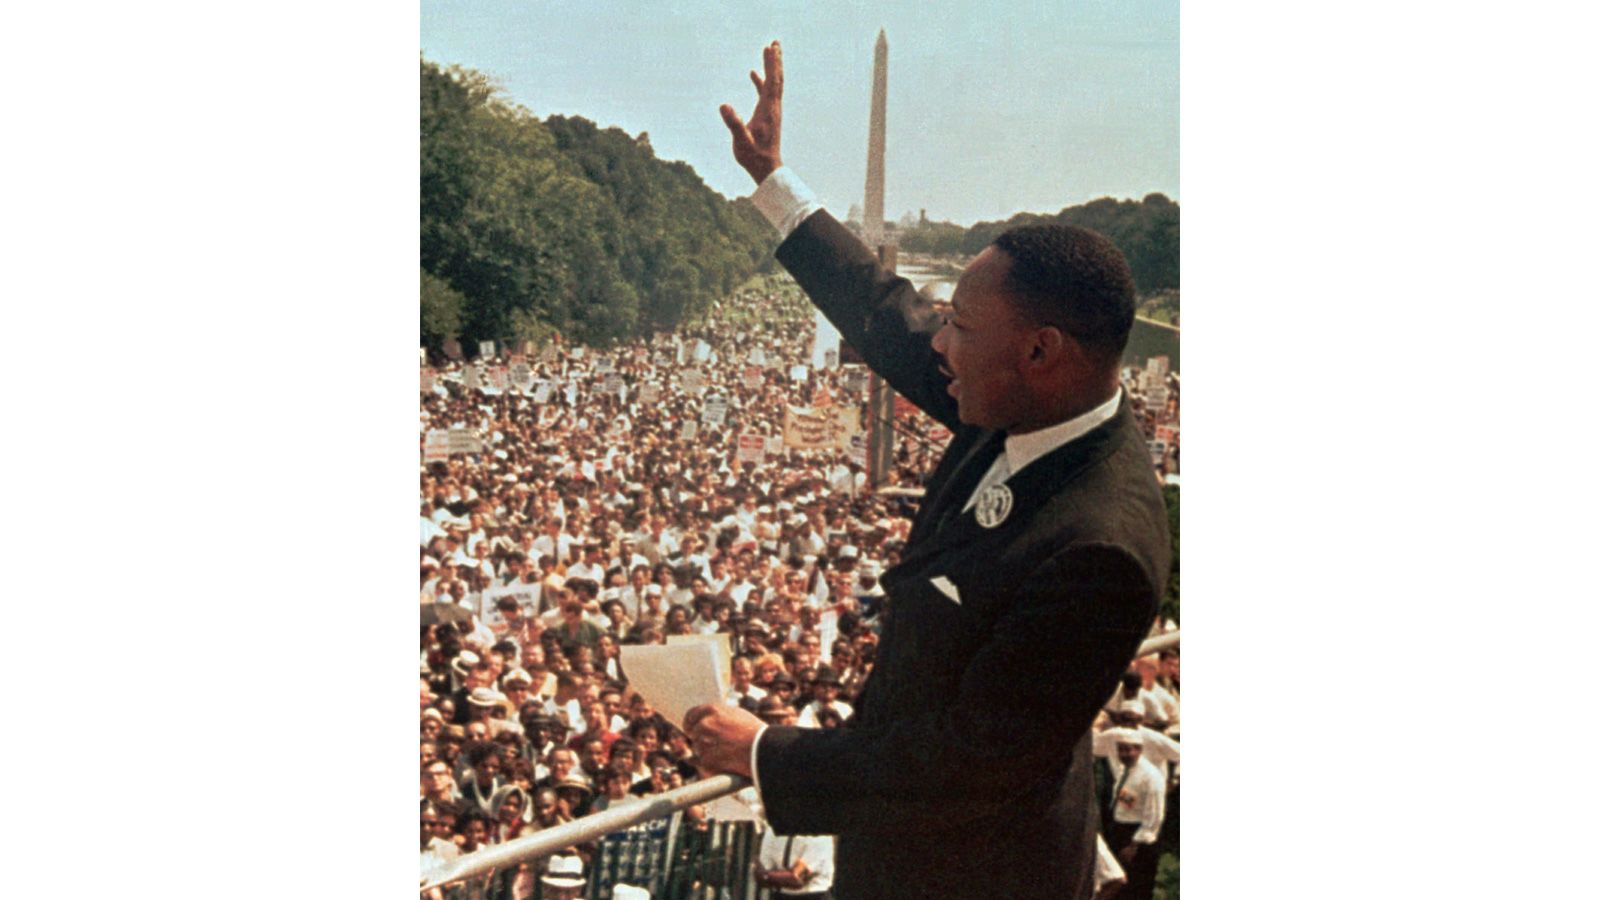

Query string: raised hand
719 41 784 184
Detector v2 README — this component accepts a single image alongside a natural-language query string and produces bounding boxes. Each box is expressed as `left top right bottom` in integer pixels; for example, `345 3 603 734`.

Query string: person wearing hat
1093 702 1180 786
1101 729 1165 900
687 42 1169 900
795 666 851 729
540 855 587 900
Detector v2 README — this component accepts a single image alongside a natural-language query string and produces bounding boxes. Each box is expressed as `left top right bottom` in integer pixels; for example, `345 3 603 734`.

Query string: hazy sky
421 0 1177 226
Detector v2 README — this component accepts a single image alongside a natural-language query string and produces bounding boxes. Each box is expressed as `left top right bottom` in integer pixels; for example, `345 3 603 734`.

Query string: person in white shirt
1102 729 1165 900
1093 702 1180 785
725 656 768 709
756 827 835 898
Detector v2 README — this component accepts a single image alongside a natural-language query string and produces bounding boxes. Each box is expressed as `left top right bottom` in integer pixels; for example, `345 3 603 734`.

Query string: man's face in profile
930 247 1035 430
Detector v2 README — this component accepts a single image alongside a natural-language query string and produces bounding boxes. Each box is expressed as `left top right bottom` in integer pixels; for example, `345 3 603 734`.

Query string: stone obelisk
862 28 888 250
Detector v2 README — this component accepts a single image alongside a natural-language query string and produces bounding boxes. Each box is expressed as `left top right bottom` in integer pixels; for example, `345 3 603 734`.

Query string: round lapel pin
974 483 1013 529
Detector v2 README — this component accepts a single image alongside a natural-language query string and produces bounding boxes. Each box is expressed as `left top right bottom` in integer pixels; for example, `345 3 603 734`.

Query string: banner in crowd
479 340 495 360
702 396 729 426
782 405 858 450
638 383 661 405
447 427 481 455
423 429 450 463
736 433 766 464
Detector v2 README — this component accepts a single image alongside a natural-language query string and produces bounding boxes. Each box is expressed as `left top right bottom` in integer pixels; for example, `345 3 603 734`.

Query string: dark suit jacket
755 211 1170 899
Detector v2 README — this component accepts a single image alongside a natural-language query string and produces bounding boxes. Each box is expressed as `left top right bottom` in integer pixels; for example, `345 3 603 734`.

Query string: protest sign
681 368 705 393
737 433 766 464
510 362 533 392
594 356 615 375
1147 355 1169 378
742 366 763 391
480 580 541 628
1148 439 1168 465
448 427 481 455
823 348 839 370
420 368 435 393
478 340 495 360
487 366 509 391
702 396 729 426
603 373 625 395
765 435 784 457
1145 385 1170 410
638 382 661 405
692 339 711 363
749 347 767 367
789 364 809 383
462 365 479 392
847 433 868 466
533 380 553 404
680 419 699 441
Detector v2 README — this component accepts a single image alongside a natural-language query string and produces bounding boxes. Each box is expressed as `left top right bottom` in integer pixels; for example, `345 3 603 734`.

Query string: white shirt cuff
750 167 825 240
749 723 769 799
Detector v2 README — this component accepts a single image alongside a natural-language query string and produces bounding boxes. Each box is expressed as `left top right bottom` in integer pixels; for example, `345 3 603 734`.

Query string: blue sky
421 0 1177 226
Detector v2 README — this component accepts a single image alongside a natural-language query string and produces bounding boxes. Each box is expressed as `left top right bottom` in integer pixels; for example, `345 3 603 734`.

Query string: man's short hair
990 224 1137 365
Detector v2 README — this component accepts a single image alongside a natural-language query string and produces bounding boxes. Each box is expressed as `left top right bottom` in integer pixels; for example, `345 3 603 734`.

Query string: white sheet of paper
620 641 727 729
666 632 734 689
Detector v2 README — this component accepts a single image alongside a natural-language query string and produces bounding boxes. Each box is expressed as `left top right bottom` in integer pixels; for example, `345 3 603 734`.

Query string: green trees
898 194 1180 297
419 59 777 349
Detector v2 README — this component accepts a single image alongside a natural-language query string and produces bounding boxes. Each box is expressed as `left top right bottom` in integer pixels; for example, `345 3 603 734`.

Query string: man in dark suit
685 42 1170 899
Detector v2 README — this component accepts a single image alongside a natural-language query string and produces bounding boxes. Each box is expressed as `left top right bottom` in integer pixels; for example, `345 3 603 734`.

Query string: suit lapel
905 427 1004 547
896 402 1135 574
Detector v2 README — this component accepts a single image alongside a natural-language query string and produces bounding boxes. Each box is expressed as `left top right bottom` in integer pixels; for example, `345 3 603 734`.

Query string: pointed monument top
877 28 887 44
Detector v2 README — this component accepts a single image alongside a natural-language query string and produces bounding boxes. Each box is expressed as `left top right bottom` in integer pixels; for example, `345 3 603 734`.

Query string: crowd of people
419 274 1180 899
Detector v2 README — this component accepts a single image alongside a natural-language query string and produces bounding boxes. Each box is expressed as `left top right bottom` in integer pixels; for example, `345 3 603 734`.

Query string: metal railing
422 630 1178 893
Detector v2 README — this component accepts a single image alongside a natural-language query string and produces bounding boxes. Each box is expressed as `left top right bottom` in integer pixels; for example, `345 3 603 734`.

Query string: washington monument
862 28 888 249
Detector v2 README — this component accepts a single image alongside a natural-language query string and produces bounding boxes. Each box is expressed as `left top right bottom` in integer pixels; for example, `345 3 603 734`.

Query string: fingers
683 702 716 733
718 105 753 150
764 41 783 98
749 70 763 92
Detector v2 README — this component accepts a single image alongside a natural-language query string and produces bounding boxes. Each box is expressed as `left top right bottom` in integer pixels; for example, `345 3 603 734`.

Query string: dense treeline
899 194 1179 295
421 59 778 350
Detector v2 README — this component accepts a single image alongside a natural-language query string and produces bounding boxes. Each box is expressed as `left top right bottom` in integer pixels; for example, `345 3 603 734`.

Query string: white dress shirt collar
1002 388 1123 478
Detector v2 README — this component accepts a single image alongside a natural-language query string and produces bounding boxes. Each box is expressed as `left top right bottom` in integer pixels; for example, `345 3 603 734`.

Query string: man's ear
1027 325 1068 368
